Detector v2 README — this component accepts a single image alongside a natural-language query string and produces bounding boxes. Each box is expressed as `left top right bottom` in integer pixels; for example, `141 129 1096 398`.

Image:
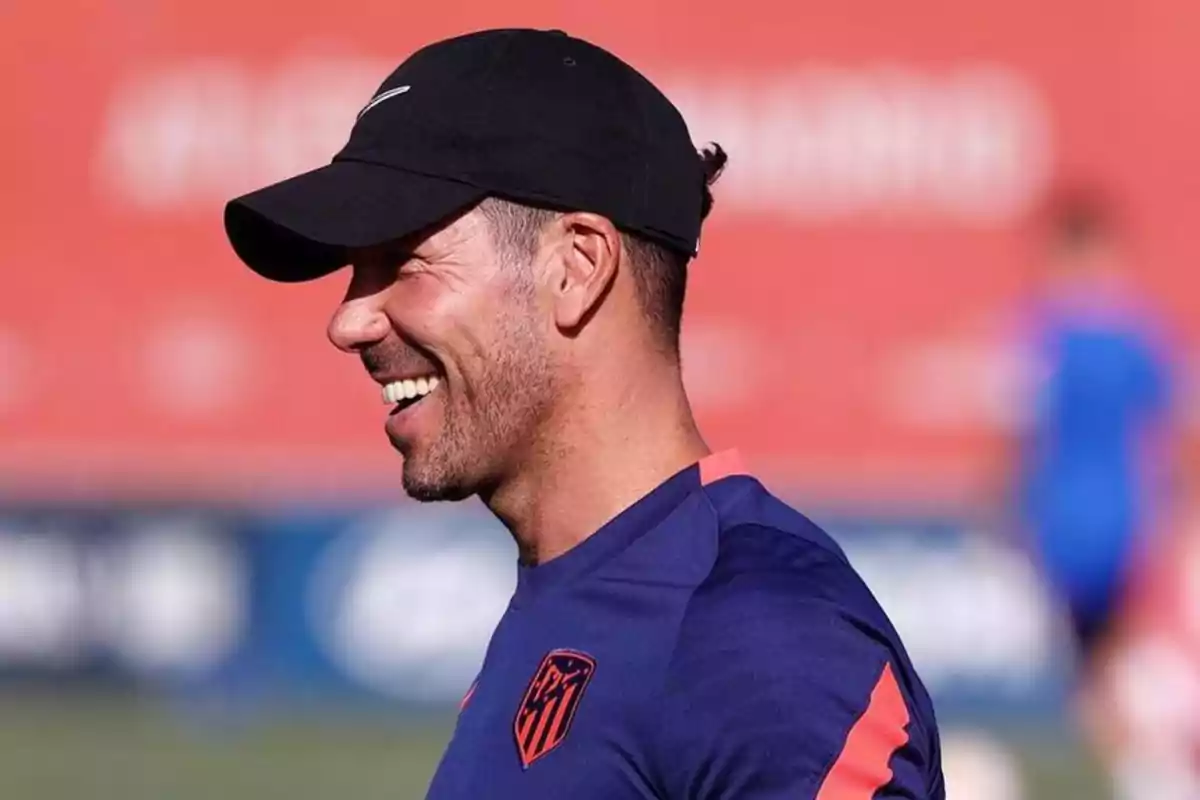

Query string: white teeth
380 376 440 405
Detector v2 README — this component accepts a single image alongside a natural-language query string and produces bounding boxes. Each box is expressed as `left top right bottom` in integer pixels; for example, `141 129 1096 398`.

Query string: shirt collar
510 450 746 607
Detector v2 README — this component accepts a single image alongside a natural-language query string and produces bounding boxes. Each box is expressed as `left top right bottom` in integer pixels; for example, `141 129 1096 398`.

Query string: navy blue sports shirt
426 450 944 799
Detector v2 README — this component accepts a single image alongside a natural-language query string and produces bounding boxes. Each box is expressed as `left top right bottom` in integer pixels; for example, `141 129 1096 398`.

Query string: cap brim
224 160 488 283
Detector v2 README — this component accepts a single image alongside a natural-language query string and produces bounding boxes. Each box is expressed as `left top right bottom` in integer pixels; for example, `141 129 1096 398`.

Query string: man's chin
400 460 476 503
400 479 476 503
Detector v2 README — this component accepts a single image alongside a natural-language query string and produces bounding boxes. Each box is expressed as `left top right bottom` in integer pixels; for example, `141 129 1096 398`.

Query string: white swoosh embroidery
357 85 411 120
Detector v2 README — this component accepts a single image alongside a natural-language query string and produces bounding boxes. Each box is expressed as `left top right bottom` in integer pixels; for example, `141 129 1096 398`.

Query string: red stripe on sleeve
815 661 911 800
459 680 477 713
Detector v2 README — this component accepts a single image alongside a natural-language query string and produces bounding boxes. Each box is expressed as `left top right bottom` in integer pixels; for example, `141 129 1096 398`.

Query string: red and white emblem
513 649 597 768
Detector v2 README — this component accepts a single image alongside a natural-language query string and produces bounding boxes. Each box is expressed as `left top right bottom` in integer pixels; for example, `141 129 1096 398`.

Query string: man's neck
482 369 709 566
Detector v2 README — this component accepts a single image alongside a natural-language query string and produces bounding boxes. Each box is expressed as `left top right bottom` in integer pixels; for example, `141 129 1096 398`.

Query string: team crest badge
514 649 597 768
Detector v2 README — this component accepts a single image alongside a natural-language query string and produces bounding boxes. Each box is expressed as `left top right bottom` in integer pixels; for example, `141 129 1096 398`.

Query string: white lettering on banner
90 520 247 675
93 53 391 209
309 510 515 701
0 530 86 665
93 57 1050 224
0 519 246 675
669 66 1052 223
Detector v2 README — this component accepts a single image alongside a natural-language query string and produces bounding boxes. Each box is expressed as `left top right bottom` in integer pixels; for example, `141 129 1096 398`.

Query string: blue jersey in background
1019 288 1172 648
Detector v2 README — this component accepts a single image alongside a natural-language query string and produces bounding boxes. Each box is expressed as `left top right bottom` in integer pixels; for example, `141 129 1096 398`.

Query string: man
1016 187 1174 661
224 28 944 799
1014 188 1177 800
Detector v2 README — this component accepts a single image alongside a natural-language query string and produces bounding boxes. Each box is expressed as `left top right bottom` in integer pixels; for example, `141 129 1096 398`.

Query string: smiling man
224 27 944 800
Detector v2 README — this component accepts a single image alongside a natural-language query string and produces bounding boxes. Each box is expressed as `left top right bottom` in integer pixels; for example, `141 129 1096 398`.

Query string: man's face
330 208 555 501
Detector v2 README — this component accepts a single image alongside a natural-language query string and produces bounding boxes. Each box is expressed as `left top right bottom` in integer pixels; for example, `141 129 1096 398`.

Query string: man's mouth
381 375 441 411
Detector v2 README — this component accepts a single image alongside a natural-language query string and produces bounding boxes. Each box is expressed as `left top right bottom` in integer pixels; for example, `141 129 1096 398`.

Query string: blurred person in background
1016 185 1174 664
1013 185 1180 798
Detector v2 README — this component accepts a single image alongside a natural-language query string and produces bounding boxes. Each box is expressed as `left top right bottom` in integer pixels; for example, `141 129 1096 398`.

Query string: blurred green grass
0 689 1108 799
0 690 450 800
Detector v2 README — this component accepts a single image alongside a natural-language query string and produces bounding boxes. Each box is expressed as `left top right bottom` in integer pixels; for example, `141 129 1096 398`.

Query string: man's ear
545 212 621 331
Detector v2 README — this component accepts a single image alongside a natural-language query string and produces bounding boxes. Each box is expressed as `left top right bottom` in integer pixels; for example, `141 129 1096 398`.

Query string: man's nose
327 287 391 353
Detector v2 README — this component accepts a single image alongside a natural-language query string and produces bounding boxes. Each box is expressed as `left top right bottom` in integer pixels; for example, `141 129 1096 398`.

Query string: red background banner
3 0 1199 502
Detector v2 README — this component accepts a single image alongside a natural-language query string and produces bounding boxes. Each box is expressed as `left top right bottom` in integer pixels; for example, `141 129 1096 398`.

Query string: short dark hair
480 144 727 355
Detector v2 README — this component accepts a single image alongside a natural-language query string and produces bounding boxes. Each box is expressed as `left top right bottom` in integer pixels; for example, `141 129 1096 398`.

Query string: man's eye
386 249 413 265
387 251 416 275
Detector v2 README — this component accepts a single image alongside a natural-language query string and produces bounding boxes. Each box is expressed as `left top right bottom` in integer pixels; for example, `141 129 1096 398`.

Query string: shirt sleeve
650 581 941 799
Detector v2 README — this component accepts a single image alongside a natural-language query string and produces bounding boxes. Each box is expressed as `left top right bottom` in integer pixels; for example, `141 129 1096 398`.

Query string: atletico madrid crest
514 649 597 768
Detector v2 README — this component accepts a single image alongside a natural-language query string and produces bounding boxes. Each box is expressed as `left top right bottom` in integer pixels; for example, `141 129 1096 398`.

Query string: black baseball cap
224 28 707 283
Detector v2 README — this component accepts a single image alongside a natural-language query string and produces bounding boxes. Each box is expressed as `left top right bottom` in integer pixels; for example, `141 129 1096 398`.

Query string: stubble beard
400 311 554 503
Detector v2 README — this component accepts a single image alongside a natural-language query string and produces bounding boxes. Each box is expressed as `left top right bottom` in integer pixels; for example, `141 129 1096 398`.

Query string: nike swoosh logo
357 85 411 120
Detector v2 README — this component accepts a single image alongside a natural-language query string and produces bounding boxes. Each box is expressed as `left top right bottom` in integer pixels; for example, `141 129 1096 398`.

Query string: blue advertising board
0 500 1075 724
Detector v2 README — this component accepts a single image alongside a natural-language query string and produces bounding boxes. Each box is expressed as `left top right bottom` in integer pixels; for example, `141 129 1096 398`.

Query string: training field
0 689 1109 799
